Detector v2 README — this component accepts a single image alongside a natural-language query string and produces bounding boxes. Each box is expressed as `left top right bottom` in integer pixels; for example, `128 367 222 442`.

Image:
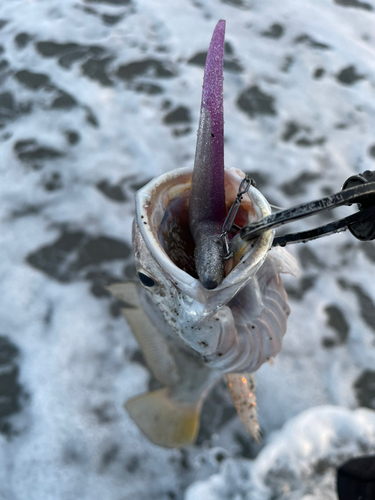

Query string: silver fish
108 20 298 447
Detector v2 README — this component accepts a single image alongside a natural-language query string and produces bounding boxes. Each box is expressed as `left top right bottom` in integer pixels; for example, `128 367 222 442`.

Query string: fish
108 20 298 448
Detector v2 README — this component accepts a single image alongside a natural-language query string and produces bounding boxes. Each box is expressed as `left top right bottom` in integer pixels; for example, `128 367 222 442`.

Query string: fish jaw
189 20 227 289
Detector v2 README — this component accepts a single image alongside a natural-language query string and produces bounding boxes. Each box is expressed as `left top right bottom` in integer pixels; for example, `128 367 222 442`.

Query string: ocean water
0 0 375 499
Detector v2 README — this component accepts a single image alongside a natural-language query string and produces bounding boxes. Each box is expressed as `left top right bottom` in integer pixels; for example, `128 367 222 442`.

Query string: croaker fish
108 20 298 448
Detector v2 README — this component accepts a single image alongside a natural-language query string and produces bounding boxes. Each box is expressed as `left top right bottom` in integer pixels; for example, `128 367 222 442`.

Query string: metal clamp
220 175 255 259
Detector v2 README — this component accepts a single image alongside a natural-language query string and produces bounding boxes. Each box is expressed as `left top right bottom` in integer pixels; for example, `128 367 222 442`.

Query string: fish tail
125 388 202 448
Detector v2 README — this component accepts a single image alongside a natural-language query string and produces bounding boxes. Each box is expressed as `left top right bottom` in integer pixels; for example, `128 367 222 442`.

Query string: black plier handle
240 170 375 247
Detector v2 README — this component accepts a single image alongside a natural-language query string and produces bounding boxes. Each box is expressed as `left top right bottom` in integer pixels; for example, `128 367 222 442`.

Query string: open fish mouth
135 166 273 296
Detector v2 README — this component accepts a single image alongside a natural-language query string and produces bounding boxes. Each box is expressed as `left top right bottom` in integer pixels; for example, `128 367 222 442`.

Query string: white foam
1 0 375 498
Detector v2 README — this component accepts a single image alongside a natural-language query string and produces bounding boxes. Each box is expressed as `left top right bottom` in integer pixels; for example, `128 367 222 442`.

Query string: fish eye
138 272 156 287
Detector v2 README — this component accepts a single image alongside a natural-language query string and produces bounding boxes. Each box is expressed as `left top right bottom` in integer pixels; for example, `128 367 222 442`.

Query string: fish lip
135 166 273 303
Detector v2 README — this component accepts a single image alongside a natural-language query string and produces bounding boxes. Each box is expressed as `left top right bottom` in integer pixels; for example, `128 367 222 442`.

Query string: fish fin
121 304 180 387
216 251 294 374
210 264 290 373
226 373 260 442
125 388 201 448
106 282 140 307
267 246 300 277
108 282 180 387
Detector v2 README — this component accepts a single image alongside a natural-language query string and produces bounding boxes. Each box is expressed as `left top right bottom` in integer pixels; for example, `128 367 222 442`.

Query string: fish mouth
135 166 273 300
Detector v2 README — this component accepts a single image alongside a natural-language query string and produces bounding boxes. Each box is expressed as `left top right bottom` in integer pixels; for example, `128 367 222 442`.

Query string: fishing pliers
240 170 375 247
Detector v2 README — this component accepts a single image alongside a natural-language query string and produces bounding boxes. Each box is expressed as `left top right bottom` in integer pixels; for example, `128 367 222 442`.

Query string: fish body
108 20 298 447
109 166 297 447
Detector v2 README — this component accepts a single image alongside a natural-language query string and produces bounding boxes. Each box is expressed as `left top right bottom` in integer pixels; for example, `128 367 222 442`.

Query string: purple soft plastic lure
189 20 227 290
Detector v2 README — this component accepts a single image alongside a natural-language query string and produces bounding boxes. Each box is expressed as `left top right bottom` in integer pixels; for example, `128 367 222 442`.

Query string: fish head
133 165 273 341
